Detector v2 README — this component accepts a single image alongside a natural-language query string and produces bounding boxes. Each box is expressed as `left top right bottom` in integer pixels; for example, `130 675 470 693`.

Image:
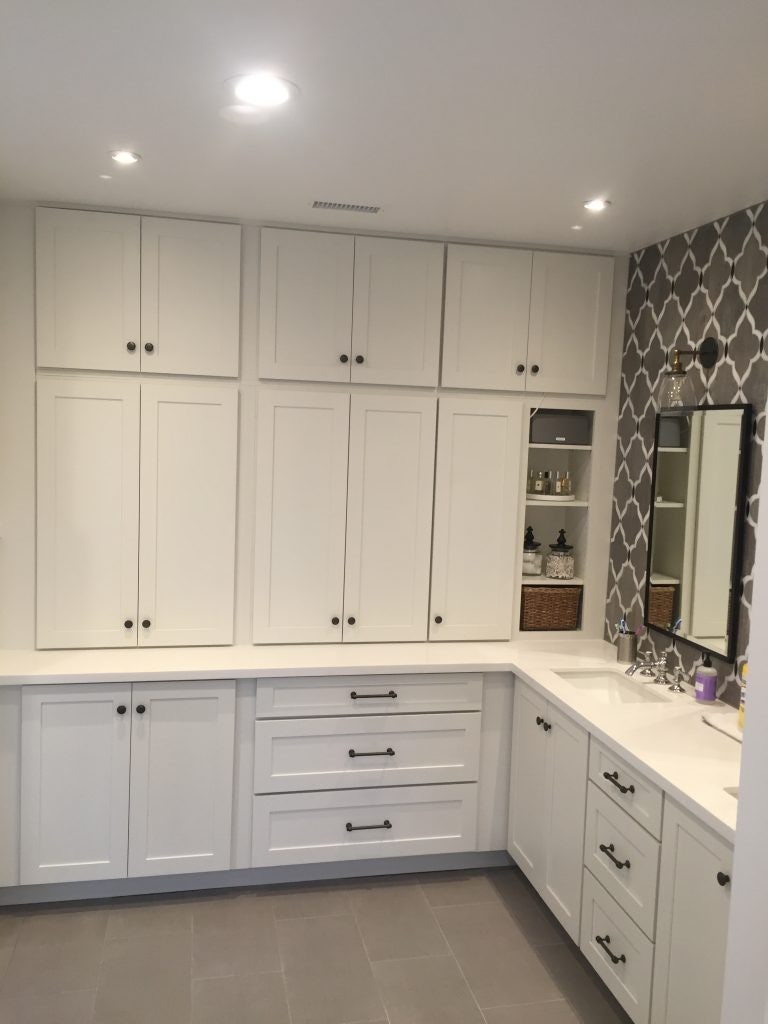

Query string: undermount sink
555 670 669 705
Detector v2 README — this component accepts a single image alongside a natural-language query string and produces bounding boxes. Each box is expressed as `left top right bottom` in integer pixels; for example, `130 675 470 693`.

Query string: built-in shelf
658 447 688 454
650 573 681 585
521 576 585 587
526 499 589 508
528 443 592 452
655 501 685 509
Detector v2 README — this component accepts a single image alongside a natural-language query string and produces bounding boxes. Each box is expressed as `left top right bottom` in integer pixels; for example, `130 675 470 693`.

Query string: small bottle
527 469 535 494
738 662 747 730
542 471 552 495
534 471 544 494
562 471 572 496
554 470 562 495
694 655 718 703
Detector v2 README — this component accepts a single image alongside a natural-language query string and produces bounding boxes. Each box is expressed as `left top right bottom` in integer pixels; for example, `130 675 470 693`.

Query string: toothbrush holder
616 633 638 664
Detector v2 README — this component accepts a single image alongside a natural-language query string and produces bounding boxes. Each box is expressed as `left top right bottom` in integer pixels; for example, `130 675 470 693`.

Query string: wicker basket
520 585 582 631
648 585 676 629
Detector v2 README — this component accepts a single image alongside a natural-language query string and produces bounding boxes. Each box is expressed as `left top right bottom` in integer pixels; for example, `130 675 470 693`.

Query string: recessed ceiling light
583 198 610 212
230 72 296 108
571 224 583 231
110 150 141 165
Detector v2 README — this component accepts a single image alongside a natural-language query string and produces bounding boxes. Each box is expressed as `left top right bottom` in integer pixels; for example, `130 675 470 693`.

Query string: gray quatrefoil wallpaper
606 200 768 705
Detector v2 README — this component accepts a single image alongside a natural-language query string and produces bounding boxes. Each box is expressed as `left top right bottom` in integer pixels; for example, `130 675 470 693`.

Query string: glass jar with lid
522 526 543 576
545 529 575 579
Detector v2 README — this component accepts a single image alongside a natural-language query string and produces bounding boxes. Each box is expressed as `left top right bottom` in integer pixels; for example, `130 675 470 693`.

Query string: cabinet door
507 680 549 886
351 236 443 386
430 397 522 640
441 245 532 391
140 217 241 377
252 390 349 643
128 682 236 877
542 704 589 942
259 228 353 382
527 252 614 396
36 208 141 371
138 383 238 647
343 394 436 642
652 802 733 1024
36 377 140 649
20 684 131 883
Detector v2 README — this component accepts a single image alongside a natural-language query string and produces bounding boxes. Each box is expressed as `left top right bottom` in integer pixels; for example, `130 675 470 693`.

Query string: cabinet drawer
580 870 654 1024
255 673 483 717
253 713 481 793
252 783 478 866
584 784 660 938
589 740 663 839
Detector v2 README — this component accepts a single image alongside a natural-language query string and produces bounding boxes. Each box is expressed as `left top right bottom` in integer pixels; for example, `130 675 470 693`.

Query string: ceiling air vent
312 200 381 214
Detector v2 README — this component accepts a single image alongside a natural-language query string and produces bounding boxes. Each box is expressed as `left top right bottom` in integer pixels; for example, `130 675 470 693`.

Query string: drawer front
584 784 660 937
253 712 481 793
589 740 663 839
255 673 483 717
580 870 654 1024
252 783 478 866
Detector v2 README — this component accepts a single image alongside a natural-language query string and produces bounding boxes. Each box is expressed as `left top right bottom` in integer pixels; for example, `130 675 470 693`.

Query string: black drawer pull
599 842 631 870
596 934 626 965
346 819 392 832
542 721 551 732
350 690 397 700
349 747 395 758
536 715 544 726
603 770 635 795
717 871 731 887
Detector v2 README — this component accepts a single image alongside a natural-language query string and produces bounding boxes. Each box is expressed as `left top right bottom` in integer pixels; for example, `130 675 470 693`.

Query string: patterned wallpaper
606 200 768 705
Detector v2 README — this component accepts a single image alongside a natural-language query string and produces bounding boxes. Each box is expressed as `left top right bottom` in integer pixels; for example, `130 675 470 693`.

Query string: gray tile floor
0 868 631 1023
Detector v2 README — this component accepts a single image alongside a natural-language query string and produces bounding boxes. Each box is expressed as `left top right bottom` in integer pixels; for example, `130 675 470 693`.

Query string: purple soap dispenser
694 655 718 703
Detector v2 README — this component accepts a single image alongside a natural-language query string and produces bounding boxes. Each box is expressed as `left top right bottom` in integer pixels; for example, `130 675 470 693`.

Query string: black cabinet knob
116 705 127 715
141 619 151 628
124 620 133 629
136 704 146 715
355 355 364 364
339 354 349 363
516 364 525 374
542 721 552 732
347 616 356 625
531 364 540 374
536 716 544 726
434 615 443 624
331 616 340 626
717 871 731 887
126 341 136 352
144 342 154 353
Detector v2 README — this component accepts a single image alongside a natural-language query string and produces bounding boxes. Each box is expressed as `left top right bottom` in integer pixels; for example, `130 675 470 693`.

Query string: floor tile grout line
423 881 488 1022
350 903 392 1024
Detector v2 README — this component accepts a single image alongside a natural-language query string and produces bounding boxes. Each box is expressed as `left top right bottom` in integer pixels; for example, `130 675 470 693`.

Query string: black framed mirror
645 404 752 663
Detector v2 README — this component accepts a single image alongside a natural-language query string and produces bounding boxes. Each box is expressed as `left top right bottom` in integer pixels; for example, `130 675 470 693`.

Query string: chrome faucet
625 652 668 683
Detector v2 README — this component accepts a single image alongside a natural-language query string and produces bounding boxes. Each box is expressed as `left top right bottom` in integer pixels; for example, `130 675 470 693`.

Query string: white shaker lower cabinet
252 390 349 644
508 679 589 941
651 801 734 1024
36 377 140 649
138 384 238 647
20 685 132 884
429 397 522 640
128 682 236 877
343 394 436 642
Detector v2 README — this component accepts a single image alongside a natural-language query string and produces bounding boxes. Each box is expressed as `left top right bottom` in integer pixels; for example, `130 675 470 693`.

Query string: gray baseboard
0 850 515 907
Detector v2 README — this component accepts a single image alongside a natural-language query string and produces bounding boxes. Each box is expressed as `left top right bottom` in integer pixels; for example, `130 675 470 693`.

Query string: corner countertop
0 639 741 843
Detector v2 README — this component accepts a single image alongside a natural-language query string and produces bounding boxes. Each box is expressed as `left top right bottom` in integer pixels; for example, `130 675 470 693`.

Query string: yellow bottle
738 662 748 731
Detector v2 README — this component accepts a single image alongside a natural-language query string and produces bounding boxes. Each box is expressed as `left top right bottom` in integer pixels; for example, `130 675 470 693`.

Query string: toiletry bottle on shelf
527 469 535 494
738 662 747 730
534 471 544 494
694 655 718 703
554 470 562 495
562 471 572 496
542 471 552 495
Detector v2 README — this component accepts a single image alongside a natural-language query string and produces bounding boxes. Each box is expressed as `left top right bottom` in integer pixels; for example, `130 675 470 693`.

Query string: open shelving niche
517 410 595 634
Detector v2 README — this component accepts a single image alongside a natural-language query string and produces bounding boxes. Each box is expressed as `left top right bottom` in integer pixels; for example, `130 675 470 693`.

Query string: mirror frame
644 403 752 664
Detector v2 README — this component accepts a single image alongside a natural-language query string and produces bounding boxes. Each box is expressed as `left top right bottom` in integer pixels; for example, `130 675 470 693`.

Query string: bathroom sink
555 670 669 704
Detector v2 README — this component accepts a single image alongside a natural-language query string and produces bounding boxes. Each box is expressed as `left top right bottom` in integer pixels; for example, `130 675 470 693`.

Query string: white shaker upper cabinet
20 684 132 884
343 394 437 642
36 377 140 649
140 218 241 377
259 228 354 383
441 245 532 391
36 208 141 372
652 801 734 1024
527 252 614 396
138 383 238 647
430 397 522 641
351 237 444 386
128 682 236 877
252 390 350 644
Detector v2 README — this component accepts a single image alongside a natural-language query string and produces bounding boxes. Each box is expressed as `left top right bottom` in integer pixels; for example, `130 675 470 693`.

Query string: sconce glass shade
656 349 698 409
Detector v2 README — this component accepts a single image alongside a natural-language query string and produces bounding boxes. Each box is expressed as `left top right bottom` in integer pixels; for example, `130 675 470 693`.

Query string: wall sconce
656 337 720 409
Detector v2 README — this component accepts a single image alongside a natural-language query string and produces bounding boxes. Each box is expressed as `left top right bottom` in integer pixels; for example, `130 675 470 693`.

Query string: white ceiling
2 0 768 253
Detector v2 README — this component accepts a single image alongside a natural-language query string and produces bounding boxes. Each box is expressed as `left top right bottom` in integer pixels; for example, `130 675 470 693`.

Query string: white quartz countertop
0 639 741 842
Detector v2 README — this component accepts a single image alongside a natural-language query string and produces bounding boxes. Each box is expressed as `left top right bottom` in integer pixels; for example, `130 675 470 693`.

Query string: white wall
721 470 768 1022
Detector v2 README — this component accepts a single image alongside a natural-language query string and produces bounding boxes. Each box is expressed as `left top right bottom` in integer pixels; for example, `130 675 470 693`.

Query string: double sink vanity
0 639 740 1024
